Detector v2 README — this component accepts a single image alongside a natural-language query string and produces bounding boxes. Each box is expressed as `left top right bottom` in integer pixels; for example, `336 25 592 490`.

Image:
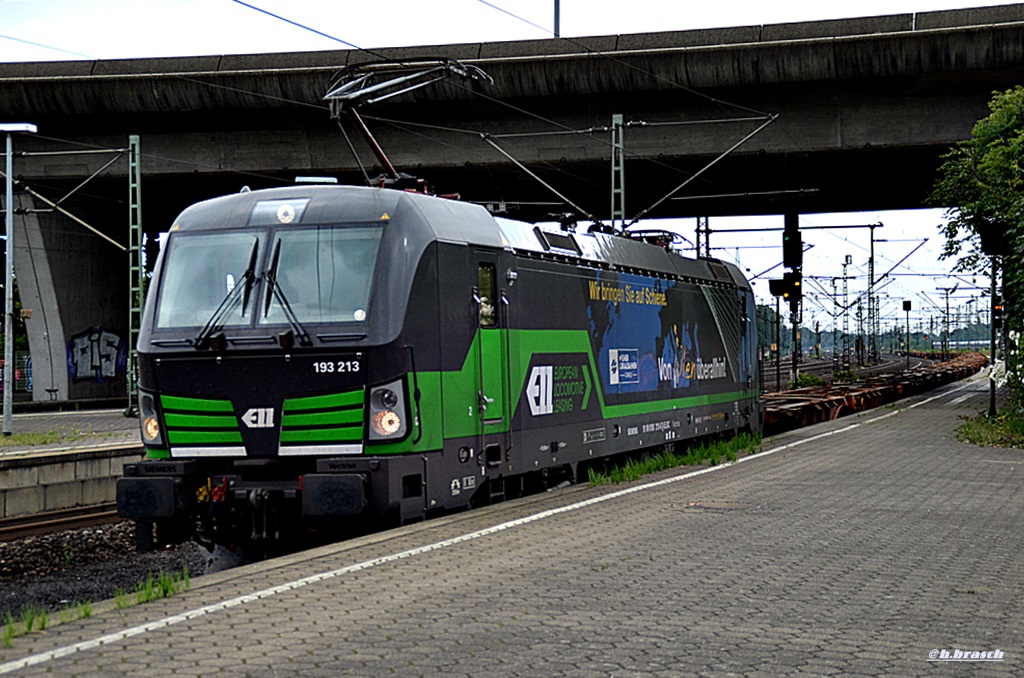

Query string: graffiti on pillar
67 327 127 383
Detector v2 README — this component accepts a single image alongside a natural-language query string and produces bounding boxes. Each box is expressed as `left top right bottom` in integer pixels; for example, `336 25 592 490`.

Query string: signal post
768 213 802 389
783 213 802 386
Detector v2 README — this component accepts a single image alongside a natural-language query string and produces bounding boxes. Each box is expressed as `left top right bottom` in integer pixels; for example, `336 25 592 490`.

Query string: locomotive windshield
155 232 263 329
153 225 383 330
260 226 382 325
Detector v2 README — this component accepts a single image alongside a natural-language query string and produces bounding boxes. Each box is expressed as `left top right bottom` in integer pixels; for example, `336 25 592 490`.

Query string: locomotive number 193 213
313 360 361 374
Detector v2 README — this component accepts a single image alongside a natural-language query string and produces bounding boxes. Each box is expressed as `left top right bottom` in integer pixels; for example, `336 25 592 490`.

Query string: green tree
931 85 1024 405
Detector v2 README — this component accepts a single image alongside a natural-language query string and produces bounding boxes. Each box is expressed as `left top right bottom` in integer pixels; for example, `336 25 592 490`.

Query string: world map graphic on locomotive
584 270 733 399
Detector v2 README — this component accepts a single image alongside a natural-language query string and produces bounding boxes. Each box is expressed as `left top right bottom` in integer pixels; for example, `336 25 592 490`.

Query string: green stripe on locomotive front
278 388 364 446
160 394 243 447
164 412 238 428
281 410 363 427
161 395 234 412
283 390 364 411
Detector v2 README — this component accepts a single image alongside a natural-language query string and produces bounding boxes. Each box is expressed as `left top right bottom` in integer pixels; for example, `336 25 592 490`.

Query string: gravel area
0 521 206 621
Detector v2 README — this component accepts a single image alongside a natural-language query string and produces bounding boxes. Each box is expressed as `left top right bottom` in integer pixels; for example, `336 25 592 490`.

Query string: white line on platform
0 379 975 674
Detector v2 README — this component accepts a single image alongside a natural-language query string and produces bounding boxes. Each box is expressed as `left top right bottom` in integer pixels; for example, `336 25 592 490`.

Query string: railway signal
783 212 802 269
768 272 802 302
782 271 802 302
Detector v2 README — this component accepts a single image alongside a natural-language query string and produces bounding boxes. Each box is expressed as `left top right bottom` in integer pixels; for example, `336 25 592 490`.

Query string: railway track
761 353 932 392
762 352 987 434
0 503 121 542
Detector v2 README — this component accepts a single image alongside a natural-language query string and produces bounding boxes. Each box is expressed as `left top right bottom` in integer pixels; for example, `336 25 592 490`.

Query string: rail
0 503 120 542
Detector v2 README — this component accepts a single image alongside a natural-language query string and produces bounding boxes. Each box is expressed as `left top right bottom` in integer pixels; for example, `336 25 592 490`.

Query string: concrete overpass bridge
1 3 1022 401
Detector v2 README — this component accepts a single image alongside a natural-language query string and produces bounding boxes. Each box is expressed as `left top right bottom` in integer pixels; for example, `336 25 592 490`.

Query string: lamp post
937 285 957 358
989 256 998 418
903 300 912 370
2 123 36 436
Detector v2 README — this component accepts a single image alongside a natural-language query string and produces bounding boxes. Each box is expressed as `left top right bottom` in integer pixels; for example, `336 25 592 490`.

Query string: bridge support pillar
6 192 128 403
11 193 68 401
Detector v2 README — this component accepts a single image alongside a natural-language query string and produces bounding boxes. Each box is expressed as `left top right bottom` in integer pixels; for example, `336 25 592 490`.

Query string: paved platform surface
0 374 1020 676
0 409 139 459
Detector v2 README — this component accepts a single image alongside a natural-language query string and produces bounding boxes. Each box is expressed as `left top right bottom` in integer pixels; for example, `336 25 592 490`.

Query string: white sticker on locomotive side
609 348 639 385
526 365 553 416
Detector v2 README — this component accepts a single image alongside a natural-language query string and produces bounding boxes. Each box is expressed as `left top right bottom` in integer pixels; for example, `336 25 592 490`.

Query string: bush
790 372 826 389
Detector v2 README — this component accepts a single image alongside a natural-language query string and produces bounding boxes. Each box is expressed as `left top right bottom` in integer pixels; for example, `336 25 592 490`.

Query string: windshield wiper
194 240 260 351
263 239 313 348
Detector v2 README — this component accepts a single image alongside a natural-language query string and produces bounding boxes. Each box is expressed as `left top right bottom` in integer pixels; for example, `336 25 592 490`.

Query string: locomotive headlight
368 379 408 441
138 392 165 447
142 415 161 442
371 409 402 437
376 388 399 410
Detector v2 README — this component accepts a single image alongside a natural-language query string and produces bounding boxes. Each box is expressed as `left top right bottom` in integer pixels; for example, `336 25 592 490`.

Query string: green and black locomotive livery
117 185 760 550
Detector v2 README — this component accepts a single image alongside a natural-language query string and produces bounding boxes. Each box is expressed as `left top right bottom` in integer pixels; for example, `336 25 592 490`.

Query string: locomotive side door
475 257 509 459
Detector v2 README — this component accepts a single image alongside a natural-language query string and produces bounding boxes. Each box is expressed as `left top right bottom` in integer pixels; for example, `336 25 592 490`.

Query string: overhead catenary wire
5 5 963 314
12 1 789 228
25 132 291 191
228 0 362 51
486 117 773 140
0 170 127 252
440 76 776 211
473 0 774 120
362 112 714 187
0 33 91 59
473 4 811 213
628 114 778 225
19 151 124 211
226 0 783 212
481 135 595 221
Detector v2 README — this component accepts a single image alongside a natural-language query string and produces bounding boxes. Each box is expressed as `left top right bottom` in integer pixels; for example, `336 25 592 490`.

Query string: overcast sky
1 0 1017 61
0 0 1009 322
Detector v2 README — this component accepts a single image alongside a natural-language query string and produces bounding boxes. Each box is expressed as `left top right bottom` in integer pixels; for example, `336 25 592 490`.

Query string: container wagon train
117 184 761 554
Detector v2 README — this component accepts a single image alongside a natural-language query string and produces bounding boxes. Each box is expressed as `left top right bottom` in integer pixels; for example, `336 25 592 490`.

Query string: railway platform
0 409 141 520
0 407 138 458
0 372 1020 676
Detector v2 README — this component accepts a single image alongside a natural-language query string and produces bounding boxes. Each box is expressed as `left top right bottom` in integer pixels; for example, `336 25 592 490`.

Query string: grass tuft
957 410 1024 448
3 614 14 649
588 432 763 486
21 605 39 633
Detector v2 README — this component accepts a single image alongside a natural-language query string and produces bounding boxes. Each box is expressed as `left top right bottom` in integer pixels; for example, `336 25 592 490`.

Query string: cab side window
478 263 496 328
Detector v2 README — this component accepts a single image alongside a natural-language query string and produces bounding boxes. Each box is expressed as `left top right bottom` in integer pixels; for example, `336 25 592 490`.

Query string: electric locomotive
117 184 760 553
